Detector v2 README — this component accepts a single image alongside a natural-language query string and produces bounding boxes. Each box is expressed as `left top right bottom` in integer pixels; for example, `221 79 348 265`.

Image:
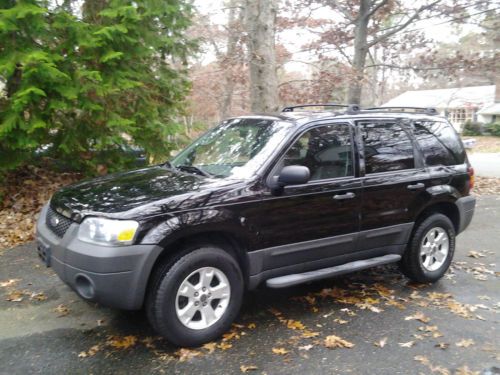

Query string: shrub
486 122 500 137
462 120 483 136
0 0 196 175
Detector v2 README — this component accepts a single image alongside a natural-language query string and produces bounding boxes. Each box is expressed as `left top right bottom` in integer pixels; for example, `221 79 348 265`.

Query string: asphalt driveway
0 196 499 375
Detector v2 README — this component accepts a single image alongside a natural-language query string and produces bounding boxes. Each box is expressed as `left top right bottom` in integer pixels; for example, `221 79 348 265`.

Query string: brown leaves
286 319 305 330
0 279 20 288
399 341 415 348
374 337 388 348
175 348 202 362
54 304 70 317
106 335 137 350
240 365 258 373
0 166 81 251
456 339 475 348
405 312 431 323
272 347 289 355
78 345 101 358
5 290 25 302
324 335 354 349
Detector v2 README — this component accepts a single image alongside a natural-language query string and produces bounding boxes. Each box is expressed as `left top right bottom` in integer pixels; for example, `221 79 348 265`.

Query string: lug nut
208 293 211 297
195 301 199 306
202 287 206 292
203 302 207 306
194 292 199 297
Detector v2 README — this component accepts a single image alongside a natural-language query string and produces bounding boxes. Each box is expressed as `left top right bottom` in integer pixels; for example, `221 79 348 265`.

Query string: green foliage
462 120 482 136
486 122 500 137
0 0 196 174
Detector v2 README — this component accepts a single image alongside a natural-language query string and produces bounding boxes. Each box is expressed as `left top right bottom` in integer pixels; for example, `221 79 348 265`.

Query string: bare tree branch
367 0 441 48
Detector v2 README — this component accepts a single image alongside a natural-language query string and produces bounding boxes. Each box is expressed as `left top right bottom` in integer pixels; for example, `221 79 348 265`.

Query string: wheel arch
414 200 460 233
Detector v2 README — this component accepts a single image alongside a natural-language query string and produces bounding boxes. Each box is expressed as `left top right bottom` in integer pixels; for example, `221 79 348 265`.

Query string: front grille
46 206 73 238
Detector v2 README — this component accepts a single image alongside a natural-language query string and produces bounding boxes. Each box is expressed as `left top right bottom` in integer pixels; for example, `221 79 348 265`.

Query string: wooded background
0 0 498 175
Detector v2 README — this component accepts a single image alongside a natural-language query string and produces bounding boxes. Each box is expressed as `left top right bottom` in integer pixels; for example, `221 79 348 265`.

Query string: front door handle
407 183 425 190
333 192 356 200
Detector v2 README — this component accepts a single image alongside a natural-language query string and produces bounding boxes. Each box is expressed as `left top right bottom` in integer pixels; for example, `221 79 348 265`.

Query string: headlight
78 217 139 246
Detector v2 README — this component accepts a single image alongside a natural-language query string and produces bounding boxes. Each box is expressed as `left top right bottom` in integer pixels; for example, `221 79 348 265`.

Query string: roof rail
365 107 438 115
281 103 349 112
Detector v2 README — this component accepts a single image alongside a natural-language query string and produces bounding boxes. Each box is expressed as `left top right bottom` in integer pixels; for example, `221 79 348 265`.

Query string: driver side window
283 124 353 181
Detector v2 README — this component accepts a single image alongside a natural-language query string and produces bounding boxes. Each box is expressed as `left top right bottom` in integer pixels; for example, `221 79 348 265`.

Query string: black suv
36 104 476 346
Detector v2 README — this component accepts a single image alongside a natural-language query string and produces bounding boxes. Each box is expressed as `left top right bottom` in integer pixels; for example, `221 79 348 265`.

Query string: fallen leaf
78 345 100 358
240 365 258 373
467 251 485 258
175 348 202 362
399 341 415 348
324 335 354 349
435 342 449 350
217 342 232 350
54 304 70 317
286 319 305 330
107 335 137 350
298 344 313 351
456 339 475 348
414 355 430 365
202 342 217 353
0 279 20 288
405 312 430 323
247 323 256 329
96 319 105 326
301 330 320 338
5 290 25 302
455 366 480 375
333 318 348 324
272 347 289 355
374 337 388 348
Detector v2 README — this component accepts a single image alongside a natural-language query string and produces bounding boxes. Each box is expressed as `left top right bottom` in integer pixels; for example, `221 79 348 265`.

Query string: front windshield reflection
171 118 292 179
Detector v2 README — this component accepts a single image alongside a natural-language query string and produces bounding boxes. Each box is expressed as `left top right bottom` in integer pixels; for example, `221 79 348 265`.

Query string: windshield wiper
176 165 212 177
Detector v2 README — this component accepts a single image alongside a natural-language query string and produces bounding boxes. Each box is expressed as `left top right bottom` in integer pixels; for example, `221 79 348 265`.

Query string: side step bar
265 254 402 289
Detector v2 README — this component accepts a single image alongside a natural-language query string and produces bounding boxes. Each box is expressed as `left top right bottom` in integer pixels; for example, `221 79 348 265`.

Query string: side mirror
278 165 310 186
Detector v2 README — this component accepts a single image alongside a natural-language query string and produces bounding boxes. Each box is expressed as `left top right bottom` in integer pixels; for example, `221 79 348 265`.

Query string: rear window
412 121 465 166
361 122 415 174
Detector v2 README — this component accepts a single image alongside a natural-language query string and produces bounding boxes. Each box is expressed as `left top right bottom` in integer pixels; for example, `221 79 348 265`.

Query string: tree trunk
244 0 279 113
220 0 243 119
346 0 370 105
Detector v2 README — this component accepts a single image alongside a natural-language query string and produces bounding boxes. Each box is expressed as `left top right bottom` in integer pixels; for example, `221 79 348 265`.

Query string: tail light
467 166 475 190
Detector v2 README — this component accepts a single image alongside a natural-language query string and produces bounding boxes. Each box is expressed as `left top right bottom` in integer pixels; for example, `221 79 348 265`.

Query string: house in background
382 85 498 132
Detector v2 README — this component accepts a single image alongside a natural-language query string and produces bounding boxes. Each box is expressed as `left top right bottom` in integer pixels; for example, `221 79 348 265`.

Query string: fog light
75 274 95 299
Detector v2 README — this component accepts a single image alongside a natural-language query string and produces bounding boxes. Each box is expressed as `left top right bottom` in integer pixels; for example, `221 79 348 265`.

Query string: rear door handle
333 192 356 200
407 183 425 190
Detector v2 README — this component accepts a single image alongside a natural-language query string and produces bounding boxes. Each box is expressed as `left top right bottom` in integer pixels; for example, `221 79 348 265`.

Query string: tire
146 246 244 347
400 213 456 283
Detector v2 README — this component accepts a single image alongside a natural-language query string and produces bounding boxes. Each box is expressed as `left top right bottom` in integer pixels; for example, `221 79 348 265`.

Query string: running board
265 254 402 289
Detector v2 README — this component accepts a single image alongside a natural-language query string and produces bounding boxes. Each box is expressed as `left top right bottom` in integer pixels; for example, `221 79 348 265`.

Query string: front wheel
400 213 456 283
146 246 244 346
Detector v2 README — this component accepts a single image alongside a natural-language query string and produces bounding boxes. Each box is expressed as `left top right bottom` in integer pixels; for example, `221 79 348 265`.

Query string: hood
50 165 241 220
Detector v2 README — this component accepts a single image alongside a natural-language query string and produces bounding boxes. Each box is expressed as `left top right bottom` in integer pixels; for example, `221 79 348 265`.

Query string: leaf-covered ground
0 196 498 374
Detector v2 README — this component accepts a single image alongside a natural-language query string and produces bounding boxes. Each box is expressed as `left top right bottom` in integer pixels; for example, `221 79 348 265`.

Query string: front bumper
36 204 162 310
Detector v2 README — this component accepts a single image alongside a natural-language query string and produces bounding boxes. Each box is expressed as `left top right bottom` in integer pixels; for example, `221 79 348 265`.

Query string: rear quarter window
412 121 465 166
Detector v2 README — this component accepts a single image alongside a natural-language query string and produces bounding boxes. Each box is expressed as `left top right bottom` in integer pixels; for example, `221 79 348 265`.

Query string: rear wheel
400 213 455 283
146 246 244 347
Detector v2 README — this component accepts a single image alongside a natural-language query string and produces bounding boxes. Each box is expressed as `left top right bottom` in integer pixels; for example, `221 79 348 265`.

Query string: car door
357 119 429 252
251 121 362 274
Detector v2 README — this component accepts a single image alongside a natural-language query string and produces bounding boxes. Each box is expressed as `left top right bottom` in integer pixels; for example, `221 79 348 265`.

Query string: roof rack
365 107 438 115
282 103 347 112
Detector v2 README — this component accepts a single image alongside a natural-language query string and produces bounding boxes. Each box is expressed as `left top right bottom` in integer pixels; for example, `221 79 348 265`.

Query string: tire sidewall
411 214 456 281
153 247 243 346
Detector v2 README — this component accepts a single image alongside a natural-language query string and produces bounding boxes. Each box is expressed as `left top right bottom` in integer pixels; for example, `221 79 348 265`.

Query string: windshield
171 118 292 179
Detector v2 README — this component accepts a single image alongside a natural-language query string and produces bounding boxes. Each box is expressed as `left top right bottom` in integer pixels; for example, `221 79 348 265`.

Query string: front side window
412 121 465 166
282 124 353 181
172 118 292 179
361 122 415 174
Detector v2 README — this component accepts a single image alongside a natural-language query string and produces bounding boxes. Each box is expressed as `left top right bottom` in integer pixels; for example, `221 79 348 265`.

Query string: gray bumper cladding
35 204 162 310
455 195 476 234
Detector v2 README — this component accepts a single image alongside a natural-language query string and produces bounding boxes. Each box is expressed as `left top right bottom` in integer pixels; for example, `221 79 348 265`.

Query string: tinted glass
172 118 292 178
361 122 415 173
283 124 353 181
412 121 465 166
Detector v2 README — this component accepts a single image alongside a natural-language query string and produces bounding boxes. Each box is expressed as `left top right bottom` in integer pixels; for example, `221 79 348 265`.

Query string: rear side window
361 122 415 174
412 121 465 166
